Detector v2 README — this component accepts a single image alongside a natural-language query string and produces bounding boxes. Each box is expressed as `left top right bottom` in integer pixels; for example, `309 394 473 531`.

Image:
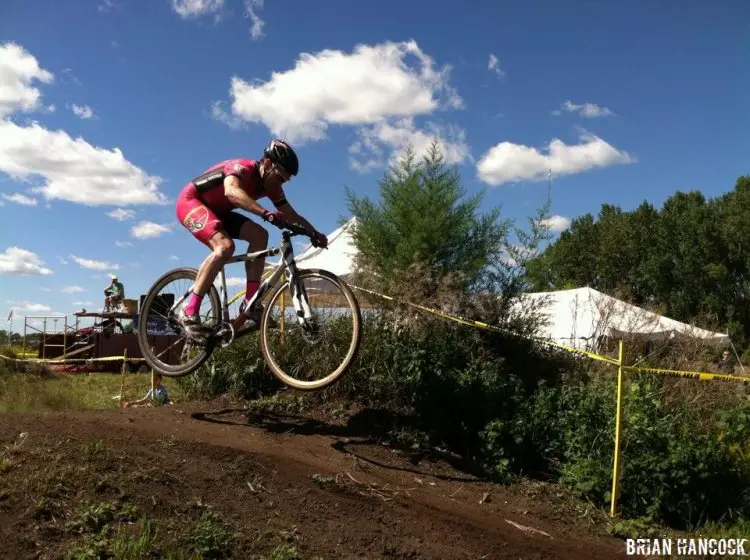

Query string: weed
190 509 237 558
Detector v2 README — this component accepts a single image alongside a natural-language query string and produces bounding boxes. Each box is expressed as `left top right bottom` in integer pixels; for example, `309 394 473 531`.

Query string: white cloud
220 40 463 143
9 301 51 313
40 287 51 292
58 256 67 265
349 117 471 173
61 285 84 294
115 240 134 248
62 68 82 86
225 277 245 286
488 54 505 79
0 44 165 207
245 0 265 40
553 100 615 118
476 132 634 186
0 42 54 118
71 255 120 271
71 104 94 119
131 221 172 239
171 0 223 18
0 247 53 275
98 0 116 12
72 300 94 306
541 215 571 233
210 101 246 130
0 120 167 206
169 255 179 260
108 208 135 220
1 192 37 205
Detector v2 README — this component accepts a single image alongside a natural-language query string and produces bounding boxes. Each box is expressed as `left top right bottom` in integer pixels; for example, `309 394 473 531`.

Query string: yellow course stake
280 291 286 343
610 339 624 517
119 348 128 407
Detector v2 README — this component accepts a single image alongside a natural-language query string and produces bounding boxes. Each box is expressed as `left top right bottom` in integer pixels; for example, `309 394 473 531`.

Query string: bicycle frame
169 229 314 329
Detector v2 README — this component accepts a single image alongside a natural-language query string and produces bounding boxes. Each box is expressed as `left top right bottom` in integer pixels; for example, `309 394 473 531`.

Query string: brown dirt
0 398 629 559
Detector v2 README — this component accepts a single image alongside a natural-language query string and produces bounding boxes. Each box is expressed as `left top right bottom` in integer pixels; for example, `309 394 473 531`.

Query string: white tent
292 217 359 279
516 287 730 351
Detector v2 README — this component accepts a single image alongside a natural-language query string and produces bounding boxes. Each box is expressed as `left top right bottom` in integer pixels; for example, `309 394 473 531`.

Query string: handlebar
278 220 310 237
276 219 328 249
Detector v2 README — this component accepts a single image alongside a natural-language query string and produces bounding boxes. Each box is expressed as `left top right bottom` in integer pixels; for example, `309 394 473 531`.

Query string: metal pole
610 338 625 517
43 317 47 360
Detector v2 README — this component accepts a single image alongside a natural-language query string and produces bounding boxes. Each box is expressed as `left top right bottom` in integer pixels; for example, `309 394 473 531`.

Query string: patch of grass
67 501 139 534
690 517 750 539
309 473 334 488
0 371 186 412
268 526 302 560
66 532 109 560
190 509 238 559
81 440 105 461
269 542 300 560
110 518 157 559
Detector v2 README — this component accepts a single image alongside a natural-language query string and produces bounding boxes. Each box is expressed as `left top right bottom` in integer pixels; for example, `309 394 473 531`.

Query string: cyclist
175 139 328 339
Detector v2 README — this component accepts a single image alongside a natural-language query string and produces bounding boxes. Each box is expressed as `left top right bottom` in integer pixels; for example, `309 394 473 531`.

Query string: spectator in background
122 373 170 407
717 349 734 374
104 275 125 312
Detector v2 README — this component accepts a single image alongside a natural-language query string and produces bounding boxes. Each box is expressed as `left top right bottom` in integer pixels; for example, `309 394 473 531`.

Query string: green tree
524 175 750 349
345 140 511 309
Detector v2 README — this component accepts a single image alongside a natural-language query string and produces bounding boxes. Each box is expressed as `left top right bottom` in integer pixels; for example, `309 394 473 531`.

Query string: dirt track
0 400 629 559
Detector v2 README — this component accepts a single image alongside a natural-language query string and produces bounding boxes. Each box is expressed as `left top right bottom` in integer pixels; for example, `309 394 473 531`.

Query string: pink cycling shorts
176 184 251 246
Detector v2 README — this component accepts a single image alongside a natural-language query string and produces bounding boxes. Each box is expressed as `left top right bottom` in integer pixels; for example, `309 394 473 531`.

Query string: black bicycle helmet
263 139 299 176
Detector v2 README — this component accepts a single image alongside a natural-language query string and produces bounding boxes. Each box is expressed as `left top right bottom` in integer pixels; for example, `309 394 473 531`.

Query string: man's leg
223 213 270 328
183 230 235 318
176 198 234 335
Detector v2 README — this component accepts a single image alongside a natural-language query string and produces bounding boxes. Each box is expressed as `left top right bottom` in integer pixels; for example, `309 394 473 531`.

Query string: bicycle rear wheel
259 269 362 390
137 267 221 377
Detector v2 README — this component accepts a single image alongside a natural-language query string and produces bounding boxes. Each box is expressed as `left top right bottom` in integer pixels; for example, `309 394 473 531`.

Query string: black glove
262 210 286 226
311 231 328 248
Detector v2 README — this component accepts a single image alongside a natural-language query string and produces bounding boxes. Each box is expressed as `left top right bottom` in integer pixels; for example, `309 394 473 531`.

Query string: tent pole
729 339 745 373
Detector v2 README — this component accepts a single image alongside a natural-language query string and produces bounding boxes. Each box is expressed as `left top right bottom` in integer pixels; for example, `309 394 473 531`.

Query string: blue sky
0 0 748 331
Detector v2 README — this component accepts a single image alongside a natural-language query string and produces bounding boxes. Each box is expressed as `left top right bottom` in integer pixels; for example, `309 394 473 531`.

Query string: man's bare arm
224 176 270 217
274 200 316 234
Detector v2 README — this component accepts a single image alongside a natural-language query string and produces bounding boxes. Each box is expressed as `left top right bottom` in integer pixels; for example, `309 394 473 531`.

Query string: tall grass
0 346 184 412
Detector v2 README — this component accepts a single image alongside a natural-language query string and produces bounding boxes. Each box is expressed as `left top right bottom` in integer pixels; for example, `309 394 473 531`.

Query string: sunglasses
269 164 291 184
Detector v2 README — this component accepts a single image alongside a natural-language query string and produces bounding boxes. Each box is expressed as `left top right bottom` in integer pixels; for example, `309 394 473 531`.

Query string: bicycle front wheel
137 267 221 377
260 269 362 391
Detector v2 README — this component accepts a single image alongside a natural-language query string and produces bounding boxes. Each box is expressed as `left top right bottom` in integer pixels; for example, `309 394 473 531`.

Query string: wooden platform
74 311 136 319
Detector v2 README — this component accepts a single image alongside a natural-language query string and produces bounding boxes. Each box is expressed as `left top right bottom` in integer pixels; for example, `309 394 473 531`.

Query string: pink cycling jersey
189 158 263 214
175 158 286 246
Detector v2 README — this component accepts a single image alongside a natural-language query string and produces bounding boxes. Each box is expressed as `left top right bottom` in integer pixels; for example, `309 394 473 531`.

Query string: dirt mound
0 399 627 558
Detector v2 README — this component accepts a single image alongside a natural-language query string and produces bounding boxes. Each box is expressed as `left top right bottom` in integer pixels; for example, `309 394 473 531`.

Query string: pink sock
245 281 260 304
185 291 203 315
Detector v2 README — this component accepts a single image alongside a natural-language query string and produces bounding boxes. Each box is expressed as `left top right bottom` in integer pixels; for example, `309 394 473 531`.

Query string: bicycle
136 221 362 390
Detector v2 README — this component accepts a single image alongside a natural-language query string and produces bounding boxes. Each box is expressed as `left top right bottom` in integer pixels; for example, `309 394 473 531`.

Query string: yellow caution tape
0 353 145 364
350 285 747 381
350 285 620 366
624 365 750 384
